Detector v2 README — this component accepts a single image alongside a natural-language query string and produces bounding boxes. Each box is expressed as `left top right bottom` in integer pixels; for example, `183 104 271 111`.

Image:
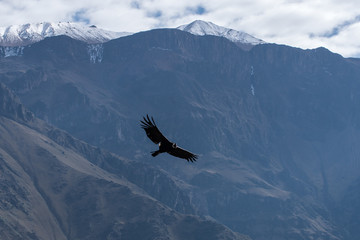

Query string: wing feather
140 115 169 144
168 146 198 162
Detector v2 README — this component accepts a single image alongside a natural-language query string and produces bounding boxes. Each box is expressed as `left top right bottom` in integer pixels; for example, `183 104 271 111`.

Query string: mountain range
0 22 131 46
0 20 360 239
0 20 263 47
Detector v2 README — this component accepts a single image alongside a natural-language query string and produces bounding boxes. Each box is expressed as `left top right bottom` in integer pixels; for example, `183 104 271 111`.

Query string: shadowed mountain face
1 29 360 239
0 83 248 240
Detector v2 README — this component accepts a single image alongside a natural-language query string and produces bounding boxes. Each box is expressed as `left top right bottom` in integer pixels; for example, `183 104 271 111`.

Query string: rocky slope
0 82 248 239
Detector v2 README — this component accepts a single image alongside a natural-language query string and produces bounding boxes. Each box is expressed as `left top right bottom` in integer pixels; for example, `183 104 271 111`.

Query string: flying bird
140 115 198 162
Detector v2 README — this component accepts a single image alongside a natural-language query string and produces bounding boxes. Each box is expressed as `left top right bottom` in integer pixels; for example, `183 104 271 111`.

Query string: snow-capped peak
177 20 265 45
0 22 132 46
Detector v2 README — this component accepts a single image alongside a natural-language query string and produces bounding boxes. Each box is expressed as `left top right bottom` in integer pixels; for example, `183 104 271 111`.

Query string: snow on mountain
0 46 24 57
177 20 265 45
0 22 132 46
88 44 104 63
1 20 264 48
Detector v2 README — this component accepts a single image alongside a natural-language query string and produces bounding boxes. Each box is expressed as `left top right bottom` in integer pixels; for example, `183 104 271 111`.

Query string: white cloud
1 0 360 57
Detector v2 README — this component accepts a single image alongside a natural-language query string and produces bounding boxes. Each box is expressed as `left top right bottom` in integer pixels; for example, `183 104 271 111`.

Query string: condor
140 115 198 162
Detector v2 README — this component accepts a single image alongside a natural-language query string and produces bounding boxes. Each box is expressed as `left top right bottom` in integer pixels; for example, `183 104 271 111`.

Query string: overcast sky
1 0 360 57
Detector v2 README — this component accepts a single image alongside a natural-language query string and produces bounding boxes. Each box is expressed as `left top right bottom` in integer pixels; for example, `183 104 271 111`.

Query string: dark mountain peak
0 83 33 122
23 35 89 63
103 27 245 67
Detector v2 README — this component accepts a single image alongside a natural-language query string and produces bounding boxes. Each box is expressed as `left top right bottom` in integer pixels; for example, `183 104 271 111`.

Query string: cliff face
0 82 248 240
0 83 33 122
1 28 360 239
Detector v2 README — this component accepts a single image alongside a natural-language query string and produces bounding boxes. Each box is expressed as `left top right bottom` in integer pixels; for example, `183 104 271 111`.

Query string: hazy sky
1 0 360 57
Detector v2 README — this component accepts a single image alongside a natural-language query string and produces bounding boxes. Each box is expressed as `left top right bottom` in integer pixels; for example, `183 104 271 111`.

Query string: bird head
172 143 177 148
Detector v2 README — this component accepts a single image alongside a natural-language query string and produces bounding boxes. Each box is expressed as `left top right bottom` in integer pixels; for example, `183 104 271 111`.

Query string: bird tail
151 150 160 157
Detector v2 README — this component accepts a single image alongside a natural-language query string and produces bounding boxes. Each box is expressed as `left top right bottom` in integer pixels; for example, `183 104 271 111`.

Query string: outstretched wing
168 146 198 162
140 115 169 144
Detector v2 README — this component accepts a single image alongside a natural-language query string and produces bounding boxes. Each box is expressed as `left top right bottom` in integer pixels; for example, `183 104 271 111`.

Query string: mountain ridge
0 22 132 46
177 20 265 46
0 20 264 49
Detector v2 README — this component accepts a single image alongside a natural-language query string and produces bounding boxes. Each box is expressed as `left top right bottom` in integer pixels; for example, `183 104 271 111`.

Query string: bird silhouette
140 115 198 162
